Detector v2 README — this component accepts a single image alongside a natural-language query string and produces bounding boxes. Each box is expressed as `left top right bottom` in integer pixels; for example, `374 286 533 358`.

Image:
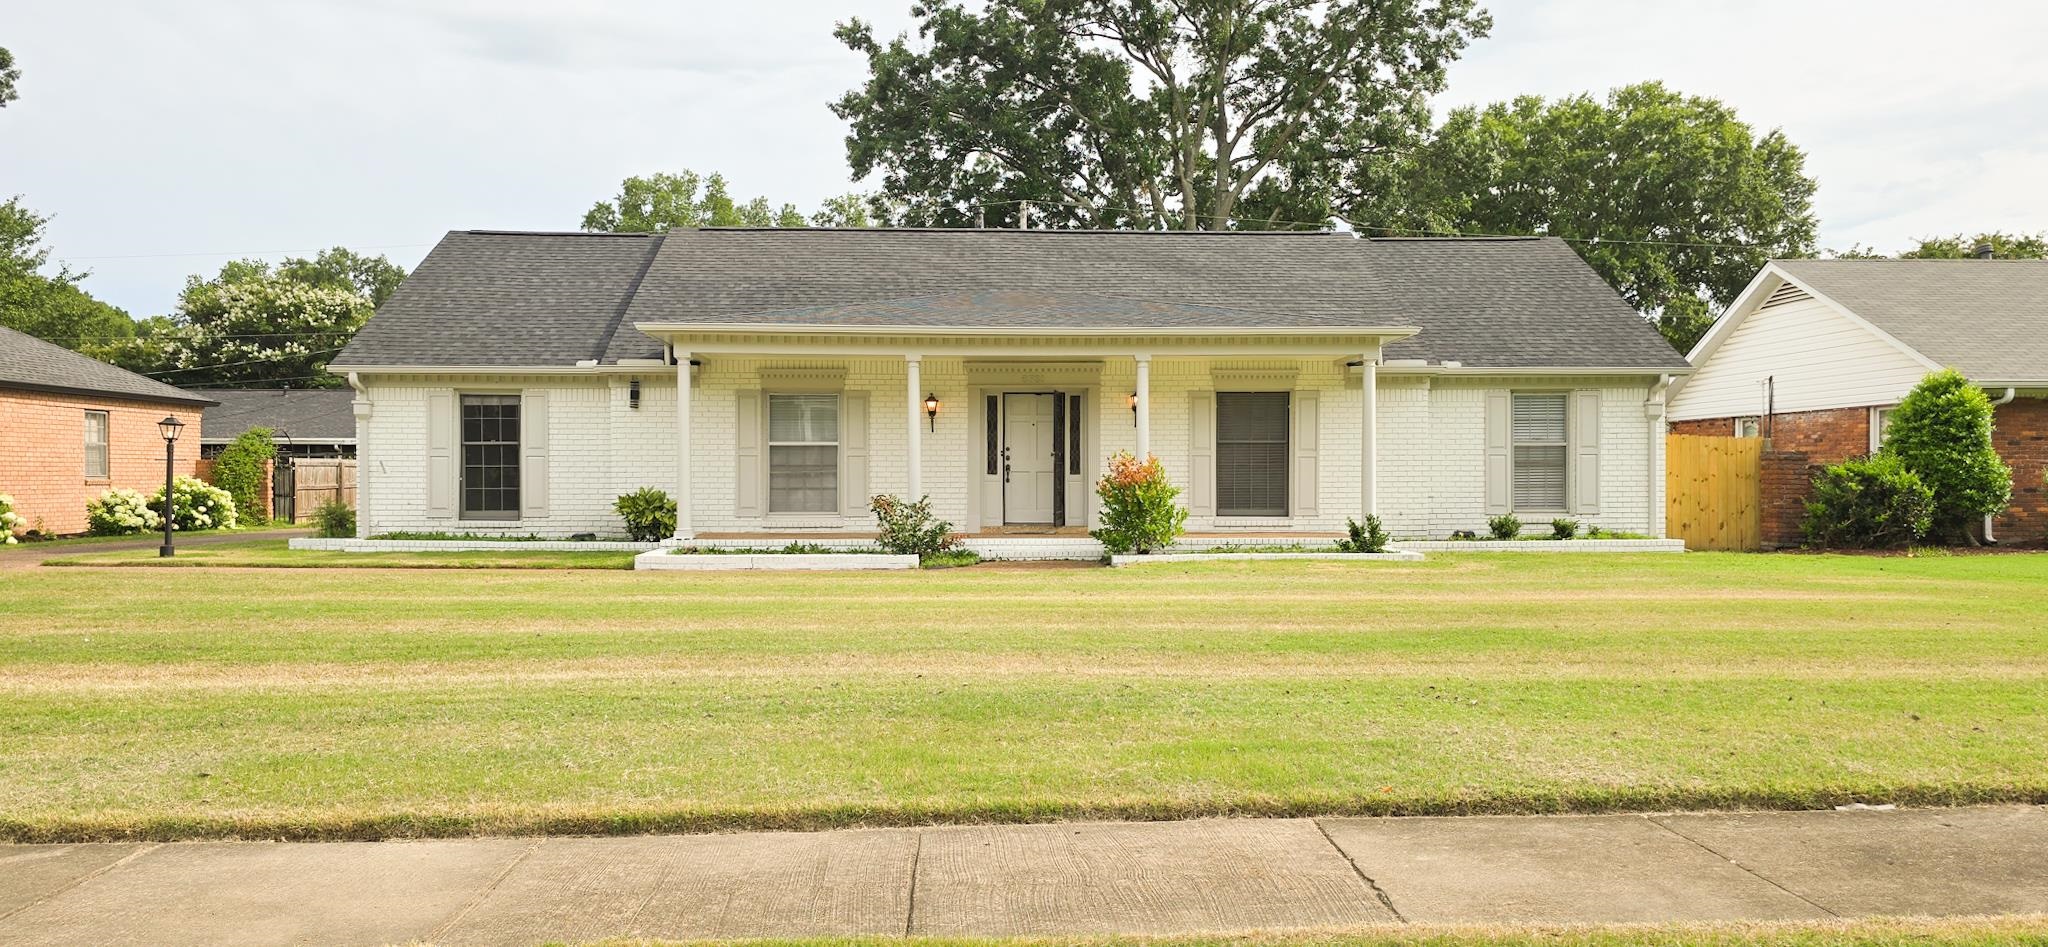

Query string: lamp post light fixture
156 415 184 557
923 393 941 431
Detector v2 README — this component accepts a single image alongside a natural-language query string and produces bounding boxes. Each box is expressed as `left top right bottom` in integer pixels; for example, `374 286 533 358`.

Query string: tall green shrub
212 428 276 526
1089 451 1187 555
870 494 959 558
613 488 677 542
1881 369 2011 543
1802 454 1933 549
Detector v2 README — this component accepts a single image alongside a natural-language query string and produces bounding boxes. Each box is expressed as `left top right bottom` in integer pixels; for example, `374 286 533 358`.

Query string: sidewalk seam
425 837 544 943
1312 818 1406 924
902 829 924 936
1645 815 1841 918
0 842 161 925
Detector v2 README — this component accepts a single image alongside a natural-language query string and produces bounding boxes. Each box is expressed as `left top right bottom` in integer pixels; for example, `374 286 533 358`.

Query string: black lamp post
157 416 184 557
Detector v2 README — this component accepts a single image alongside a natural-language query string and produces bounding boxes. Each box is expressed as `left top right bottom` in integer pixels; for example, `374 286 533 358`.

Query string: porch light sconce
923 393 941 431
1127 392 1138 425
629 378 641 410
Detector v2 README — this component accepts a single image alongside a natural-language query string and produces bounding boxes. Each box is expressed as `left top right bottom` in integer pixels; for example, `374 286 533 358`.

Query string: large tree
0 197 135 347
582 171 806 232
833 0 1490 229
1358 82 1818 353
276 246 409 307
1899 231 2047 260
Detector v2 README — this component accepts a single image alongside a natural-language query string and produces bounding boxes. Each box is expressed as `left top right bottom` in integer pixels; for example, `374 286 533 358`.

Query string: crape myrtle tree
832 0 1492 229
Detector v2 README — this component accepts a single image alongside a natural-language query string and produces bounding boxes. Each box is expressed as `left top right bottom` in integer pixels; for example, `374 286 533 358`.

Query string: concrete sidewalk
2 807 2044 946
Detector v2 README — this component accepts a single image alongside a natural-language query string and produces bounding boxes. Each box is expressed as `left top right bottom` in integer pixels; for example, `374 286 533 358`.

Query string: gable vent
1757 281 1811 311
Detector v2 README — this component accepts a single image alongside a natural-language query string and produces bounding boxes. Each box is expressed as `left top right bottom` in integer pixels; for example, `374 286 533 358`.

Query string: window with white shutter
768 393 839 513
1511 393 1568 510
1215 391 1290 516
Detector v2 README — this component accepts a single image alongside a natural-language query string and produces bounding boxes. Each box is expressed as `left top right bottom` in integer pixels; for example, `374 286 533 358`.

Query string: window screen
769 394 838 513
1512 393 1568 510
83 410 109 478
460 395 520 518
1216 391 1289 517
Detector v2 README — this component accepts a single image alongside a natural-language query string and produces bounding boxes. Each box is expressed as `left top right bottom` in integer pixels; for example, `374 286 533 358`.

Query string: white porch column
1360 353 1378 518
674 352 693 540
1134 354 1152 458
905 355 923 501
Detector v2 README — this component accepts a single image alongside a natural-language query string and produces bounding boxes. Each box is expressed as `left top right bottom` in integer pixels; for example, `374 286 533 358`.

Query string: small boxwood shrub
151 476 238 531
613 488 677 542
312 499 356 538
1090 452 1187 555
870 494 960 558
212 428 276 526
86 487 163 535
1802 454 1934 549
1335 515 1389 553
1549 518 1579 540
1487 513 1522 541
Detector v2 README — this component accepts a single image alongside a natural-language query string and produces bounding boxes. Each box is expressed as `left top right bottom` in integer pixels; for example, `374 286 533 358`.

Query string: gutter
1984 387 2018 544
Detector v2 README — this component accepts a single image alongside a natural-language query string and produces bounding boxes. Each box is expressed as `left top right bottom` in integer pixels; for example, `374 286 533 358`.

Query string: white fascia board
337 364 598 375
633 322 1422 340
1375 365 1692 377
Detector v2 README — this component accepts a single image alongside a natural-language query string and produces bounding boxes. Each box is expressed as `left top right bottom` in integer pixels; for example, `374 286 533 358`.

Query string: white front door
1003 393 1057 524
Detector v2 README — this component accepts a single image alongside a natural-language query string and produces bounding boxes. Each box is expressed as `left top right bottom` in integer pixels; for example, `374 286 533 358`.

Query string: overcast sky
5 0 2045 318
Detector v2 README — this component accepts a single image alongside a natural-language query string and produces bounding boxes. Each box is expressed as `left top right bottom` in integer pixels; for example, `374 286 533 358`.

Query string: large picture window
83 410 109 479
1216 391 1290 517
1512 393 1568 510
460 394 520 518
768 393 839 513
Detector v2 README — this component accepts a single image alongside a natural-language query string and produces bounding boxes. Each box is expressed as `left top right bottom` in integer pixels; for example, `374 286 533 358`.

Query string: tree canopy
833 0 1490 229
0 197 135 347
581 171 807 232
0 46 19 108
276 247 410 307
1359 81 1819 353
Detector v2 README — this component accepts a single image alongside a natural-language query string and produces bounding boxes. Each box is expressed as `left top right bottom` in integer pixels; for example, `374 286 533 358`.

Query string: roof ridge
459 229 660 238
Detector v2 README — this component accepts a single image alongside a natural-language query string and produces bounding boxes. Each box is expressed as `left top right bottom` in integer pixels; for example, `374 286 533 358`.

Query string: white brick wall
357 363 1662 539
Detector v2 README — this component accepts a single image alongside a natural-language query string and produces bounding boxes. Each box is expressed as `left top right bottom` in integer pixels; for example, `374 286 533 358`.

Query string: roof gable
1769 259 2048 383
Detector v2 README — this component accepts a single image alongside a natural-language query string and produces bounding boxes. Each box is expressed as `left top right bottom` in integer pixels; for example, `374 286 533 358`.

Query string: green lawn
2 548 2046 841
40 539 635 570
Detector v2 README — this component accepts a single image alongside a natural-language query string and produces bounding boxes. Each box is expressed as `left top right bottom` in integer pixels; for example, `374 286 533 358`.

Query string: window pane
769 445 838 513
1216 392 1289 517
83 411 109 478
1513 444 1567 509
1512 394 1567 443
460 395 520 516
769 394 838 443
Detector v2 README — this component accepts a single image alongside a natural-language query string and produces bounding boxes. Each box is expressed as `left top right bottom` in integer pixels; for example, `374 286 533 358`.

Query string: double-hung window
1215 391 1290 517
1511 393 1568 510
460 394 520 519
83 410 110 479
768 393 839 513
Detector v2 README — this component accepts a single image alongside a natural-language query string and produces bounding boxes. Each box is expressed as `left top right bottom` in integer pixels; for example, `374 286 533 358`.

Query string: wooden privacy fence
1666 434 1762 551
286 459 356 522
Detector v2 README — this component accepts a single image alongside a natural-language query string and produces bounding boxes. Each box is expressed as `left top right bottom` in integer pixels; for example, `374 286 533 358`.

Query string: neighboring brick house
1669 259 2048 545
0 326 215 536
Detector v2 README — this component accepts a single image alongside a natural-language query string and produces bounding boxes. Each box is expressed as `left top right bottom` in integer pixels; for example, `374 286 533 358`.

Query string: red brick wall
1994 399 2048 541
0 389 203 536
1680 398 2048 545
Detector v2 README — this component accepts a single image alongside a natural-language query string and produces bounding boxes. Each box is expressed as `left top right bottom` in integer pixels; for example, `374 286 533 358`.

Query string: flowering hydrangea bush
86 488 163 535
151 476 238 531
0 493 24 545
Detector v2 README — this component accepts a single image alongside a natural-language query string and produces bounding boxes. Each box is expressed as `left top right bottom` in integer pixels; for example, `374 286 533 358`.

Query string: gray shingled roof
192 388 358 442
0 325 216 405
335 228 1686 371
1774 259 2048 383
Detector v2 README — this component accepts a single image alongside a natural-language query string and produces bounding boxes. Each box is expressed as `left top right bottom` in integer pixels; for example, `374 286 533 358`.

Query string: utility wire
143 348 346 377
55 242 437 262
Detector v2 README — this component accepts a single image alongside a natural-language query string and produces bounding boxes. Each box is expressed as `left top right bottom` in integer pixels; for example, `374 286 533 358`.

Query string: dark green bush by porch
212 428 276 526
1335 515 1389 553
1090 451 1187 555
869 494 959 558
1803 454 1934 548
1487 513 1522 541
312 500 355 538
612 488 677 542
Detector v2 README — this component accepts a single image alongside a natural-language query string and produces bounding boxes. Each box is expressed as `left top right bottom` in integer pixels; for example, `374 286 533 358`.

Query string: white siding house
335 229 1689 551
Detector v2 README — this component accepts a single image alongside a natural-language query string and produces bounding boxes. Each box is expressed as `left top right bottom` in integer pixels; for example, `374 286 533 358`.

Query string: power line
55 242 437 262
143 348 346 377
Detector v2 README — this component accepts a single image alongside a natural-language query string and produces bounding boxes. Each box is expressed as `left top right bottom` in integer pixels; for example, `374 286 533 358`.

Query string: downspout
348 372 370 539
1984 387 2017 544
1647 374 1675 537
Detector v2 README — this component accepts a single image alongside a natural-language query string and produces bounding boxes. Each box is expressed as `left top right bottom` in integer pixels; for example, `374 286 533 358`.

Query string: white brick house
332 229 1688 546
